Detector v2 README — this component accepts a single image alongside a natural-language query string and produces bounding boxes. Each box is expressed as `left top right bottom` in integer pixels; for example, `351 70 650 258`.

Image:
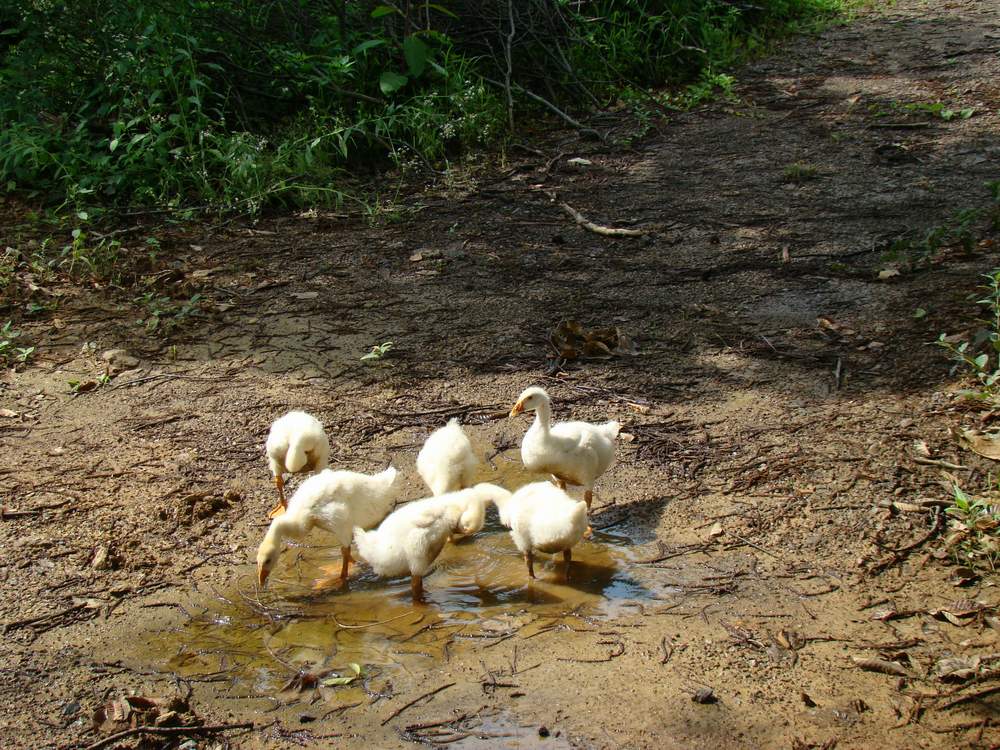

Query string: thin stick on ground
660 637 674 665
558 641 625 663
559 202 647 237
380 682 456 726
83 722 255 750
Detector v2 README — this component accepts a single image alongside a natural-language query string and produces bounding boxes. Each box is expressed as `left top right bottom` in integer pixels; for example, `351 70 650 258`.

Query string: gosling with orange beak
255 466 398 589
508 385 620 520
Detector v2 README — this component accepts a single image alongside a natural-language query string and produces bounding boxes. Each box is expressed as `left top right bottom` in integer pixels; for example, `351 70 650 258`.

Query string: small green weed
783 162 818 182
136 292 204 333
884 205 985 269
988 180 1000 231
58 228 124 284
869 100 976 122
0 320 34 367
361 341 394 362
945 484 998 571
936 269 1000 400
901 101 975 121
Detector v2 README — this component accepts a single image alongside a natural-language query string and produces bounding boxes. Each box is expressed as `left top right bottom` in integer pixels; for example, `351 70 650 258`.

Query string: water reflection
154 509 654 698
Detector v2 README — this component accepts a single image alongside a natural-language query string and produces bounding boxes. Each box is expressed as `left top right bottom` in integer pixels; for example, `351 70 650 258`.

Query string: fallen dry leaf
92 694 190 735
878 268 901 280
955 427 1000 460
933 655 981 682
929 599 994 626
0 408 18 418
291 291 319 300
851 656 911 676
549 319 638 361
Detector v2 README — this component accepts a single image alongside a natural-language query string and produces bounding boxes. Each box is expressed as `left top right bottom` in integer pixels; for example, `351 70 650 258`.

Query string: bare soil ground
3 1 1000 748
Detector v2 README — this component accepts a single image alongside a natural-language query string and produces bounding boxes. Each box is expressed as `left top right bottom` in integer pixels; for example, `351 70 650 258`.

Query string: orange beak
257 562 270 588
509 401 524 418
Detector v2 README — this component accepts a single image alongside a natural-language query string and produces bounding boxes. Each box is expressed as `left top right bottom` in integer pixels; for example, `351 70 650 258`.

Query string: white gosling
256 466 398 588
509 386 620 510
265 410 330 517
352 483 508 600
492 481 588 581
416 418 479 496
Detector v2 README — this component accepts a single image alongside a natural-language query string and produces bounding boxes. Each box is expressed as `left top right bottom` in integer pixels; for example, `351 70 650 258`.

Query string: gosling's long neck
260 510 303 554
258 520 284 562
532 399 552 435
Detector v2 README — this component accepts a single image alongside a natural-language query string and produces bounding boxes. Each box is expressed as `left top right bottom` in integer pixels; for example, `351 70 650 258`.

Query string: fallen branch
727 533 783 560
333 611 419 629
481 76 602 139
912 456 968 471
380 682 456 726
559 202 647 237
939 684 1000 710
870 508 943 573
636 541 711 564
83 722 254 750
1 507 42 519
558 641 625 663
404 713 471 733
4 602 88 633
660 637 674 665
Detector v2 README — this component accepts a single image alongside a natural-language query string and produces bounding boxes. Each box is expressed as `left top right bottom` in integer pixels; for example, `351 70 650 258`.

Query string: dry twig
381 682 456 726
558 202 647 237
83 722 254 750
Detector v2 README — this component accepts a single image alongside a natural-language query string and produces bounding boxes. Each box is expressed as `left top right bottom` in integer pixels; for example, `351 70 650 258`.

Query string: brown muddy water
127 456 666 726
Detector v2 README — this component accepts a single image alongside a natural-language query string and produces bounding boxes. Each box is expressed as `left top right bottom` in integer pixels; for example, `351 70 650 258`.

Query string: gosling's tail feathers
377 465 399 490
604 420 622 440
352 526 373 557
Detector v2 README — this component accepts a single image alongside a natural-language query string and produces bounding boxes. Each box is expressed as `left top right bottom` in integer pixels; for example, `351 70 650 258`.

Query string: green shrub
0 0 843 213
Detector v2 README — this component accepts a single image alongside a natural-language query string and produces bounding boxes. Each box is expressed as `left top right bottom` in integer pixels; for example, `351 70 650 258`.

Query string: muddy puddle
149 519 652 697
125 455 668 718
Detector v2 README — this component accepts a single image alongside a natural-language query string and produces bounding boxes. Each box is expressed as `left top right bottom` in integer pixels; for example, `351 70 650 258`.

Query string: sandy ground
2 1 1000 748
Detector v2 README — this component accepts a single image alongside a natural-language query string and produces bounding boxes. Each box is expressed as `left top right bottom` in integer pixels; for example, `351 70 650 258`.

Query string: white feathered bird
492 481 588 580
509 386 620 510
352 483 507 600
265 411 330 517
416 418 479 496
256 466 398 588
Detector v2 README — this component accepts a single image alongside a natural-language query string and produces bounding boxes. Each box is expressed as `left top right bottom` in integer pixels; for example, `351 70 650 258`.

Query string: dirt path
3 1 1000 747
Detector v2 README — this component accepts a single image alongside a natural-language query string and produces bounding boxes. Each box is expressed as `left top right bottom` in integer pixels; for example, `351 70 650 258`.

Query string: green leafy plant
136 292 204 334
0 0 845 214
944 485 999 571
936 269 1000 400
783 162 818 182
882 202 988 270
901 101 975 121
0 320 34 367
361 341 394 361
988 180 1000 231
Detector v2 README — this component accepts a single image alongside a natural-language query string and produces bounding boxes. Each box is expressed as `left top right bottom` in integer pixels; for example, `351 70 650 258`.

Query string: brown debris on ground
2 1 1000 747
